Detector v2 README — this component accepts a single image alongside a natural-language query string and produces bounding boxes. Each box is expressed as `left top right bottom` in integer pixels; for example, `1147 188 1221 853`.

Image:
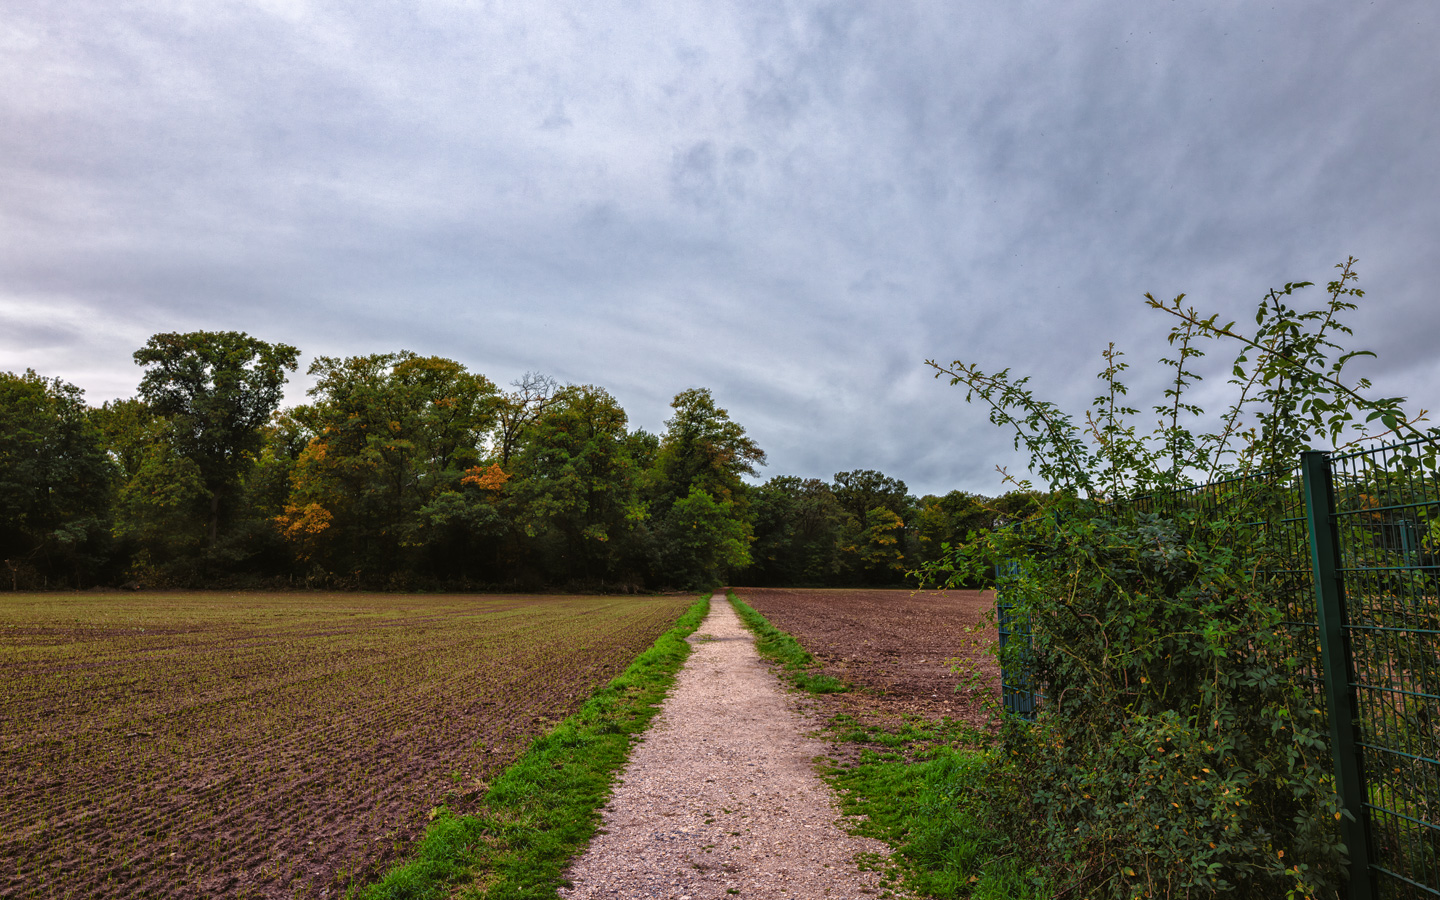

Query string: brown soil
0 591 691 900
731 587 1001 732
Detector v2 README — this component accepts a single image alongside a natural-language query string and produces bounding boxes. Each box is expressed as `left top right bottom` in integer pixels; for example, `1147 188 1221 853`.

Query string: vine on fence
921 259 1438 899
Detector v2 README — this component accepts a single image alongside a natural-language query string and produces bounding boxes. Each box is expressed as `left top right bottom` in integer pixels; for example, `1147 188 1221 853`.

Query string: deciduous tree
493 372 559 466
739 476 848 585
650 387 766 509
831 468 912 523
0 370 114 588
506 384 643 582
648 388 765 586
133 331 299 546
279 352 498 577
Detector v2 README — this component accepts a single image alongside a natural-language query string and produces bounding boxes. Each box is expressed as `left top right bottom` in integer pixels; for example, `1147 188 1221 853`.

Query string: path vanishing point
559 594 893 900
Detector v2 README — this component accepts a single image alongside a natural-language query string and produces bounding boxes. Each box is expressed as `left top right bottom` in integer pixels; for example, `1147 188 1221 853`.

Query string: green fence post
1301 449 1375 900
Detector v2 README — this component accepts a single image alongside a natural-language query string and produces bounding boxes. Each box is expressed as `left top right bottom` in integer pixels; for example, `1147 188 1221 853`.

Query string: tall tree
133 331 299 546
91 397 159 484
648 388 765 587
831 469 912 524
278 352 499 576
739 476 848 585
506 384 643 582
662 486 754 587
650 387 766 509
849 506 907 584
493 372 559 466
0 370 114 588
110 421 210 572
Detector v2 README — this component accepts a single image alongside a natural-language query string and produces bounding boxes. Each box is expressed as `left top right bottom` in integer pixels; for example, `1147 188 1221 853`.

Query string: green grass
827 726 1049 900
727 591 848 694
728 590 1048 899
353 594 711 900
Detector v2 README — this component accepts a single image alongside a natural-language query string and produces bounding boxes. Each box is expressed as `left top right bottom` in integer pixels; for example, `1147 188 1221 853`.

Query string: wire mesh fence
995 557 1039 719
1330 440 1440 899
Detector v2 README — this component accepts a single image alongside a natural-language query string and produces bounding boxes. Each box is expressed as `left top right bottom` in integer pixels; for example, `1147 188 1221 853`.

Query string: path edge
352 592 712 900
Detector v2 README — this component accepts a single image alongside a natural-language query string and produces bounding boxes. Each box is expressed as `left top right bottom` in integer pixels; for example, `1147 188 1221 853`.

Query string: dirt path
559 595 891 899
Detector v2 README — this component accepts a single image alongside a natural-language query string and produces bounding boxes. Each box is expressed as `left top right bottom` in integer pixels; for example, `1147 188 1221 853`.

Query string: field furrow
0 591 690 899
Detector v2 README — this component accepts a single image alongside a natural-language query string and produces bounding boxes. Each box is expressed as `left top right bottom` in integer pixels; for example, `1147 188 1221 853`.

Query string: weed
827 738 1049 899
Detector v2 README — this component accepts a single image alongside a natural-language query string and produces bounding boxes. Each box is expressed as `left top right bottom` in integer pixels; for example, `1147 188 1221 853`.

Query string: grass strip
827 726 1049 900
354 593 711 900
727 590 1047 899
727 591 847 694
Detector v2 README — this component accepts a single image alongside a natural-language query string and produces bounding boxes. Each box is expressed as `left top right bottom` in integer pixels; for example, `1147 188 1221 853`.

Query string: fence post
1301 450 1375 900
995 560 1036 720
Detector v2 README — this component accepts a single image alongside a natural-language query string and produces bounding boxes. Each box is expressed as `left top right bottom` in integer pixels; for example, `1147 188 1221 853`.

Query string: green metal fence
996 439 1440 899
1324 441 1440 899
995 558 1039 719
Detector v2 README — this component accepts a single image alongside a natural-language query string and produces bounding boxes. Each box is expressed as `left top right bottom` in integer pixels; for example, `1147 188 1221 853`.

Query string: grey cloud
2 1 1438 496
670 141 720 208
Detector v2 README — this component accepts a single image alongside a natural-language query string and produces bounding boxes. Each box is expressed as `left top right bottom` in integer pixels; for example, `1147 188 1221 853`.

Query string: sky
3 1 1438 497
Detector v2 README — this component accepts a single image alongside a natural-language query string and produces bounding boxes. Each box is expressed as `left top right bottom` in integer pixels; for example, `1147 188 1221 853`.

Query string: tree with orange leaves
277 352 500 578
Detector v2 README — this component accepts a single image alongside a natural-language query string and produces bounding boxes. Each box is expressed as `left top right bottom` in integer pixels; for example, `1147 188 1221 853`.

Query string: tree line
1 330 1030 592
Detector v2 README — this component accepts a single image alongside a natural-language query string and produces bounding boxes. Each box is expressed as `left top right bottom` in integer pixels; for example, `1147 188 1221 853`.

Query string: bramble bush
922 259 1438 899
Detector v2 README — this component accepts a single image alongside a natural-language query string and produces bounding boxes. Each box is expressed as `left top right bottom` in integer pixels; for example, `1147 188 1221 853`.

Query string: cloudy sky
3 1 1438 496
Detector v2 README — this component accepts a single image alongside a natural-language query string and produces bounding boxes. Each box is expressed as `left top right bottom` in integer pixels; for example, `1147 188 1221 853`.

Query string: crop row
0 591 691 899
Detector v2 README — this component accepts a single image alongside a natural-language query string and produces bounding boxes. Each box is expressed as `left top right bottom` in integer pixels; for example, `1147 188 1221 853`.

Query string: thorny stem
1147 267 1433 449
1168 324 1191 477
926 359 1094 495
1205 357 1265 482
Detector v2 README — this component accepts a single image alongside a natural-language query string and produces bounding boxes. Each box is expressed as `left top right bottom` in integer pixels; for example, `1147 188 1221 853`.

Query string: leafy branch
923 359 1096 496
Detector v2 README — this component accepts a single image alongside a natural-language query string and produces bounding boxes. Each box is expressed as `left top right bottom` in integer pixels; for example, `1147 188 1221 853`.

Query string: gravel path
559 595 891 899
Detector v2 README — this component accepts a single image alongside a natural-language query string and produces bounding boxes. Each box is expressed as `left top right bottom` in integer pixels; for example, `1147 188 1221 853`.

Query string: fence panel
1329 441 1440 899
995 558 1038 720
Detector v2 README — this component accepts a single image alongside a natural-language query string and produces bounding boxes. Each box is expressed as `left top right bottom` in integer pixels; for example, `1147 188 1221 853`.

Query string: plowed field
0 591 692 899
732 588 1000 730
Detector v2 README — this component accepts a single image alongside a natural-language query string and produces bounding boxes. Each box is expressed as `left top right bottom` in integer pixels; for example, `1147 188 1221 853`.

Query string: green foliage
738 476 849 585
98 393 301 582
656 487 753 590
649 387 766 510
911 490 1042 587
0 370 114 588
134 331 300 545
848 505 908 583
738 474 1042 589
356 595 710 900
915 491 990 562
280 351 500 578
647 388 766 588
11 328 1009 592
492 372 559 467
91 396 160 482
111 419 211 569
977 503 1346 898
923 259 1437 899
505 384 644 583
13 331 971 592
833 468 913 523
830 469 920 586
729 592 847 694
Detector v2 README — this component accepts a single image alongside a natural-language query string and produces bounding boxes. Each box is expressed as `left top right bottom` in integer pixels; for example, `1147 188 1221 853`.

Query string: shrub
923 259 1438 899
